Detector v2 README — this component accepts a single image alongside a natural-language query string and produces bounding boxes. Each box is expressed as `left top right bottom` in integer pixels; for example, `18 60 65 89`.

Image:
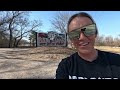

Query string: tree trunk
15 37 22 47
9 29 12 48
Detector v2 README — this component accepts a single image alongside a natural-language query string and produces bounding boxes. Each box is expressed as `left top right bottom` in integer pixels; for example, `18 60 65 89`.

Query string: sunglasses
67 24 96 40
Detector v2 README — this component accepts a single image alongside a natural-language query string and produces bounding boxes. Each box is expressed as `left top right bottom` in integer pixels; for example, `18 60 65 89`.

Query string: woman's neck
78 49 98 62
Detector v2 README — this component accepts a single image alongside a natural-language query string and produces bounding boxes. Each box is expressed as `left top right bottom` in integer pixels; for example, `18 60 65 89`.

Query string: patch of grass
95 46 120 54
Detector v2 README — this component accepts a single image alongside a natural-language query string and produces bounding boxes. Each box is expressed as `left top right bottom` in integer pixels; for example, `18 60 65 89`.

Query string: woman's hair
67 12 98 35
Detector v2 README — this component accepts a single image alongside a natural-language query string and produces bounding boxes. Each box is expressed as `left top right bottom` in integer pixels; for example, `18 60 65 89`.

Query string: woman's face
68 17 96 54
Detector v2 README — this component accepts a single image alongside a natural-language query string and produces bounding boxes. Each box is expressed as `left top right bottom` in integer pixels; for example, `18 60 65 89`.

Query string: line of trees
0 11 42 48
0 11 120 48
95 35 120 47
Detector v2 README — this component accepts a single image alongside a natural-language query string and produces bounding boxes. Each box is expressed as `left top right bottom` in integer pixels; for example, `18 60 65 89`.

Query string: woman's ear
71 42 74 48
71 41 76 49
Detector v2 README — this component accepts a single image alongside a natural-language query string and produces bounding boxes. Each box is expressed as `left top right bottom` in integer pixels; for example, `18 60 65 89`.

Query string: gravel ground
0 47 75 79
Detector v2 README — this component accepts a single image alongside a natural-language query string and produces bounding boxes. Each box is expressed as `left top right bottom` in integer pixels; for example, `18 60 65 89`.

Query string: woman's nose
78 32 87 40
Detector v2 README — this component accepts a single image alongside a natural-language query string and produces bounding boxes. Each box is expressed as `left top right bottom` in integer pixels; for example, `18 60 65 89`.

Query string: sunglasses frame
67 23 97 40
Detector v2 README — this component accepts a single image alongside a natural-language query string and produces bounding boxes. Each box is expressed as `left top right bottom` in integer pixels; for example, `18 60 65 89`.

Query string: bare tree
95 35 105 46
13 20 42 47
3 11 28 48
104 36 114 46
114 37 120 47
95 34 120 47
50 11 77 34
0 11 12 47
0 30 9 47
0 11 42 48
0 11 12 26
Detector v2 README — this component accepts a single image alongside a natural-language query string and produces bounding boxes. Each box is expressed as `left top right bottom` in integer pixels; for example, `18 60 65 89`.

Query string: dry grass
2 47 76 61
95 46 120 54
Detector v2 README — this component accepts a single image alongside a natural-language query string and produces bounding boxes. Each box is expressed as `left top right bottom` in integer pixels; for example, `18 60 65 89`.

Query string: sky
28 11 120 39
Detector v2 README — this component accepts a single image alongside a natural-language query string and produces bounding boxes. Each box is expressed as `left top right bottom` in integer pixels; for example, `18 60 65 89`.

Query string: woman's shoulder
98 50 120 58
59 52 78 65
98 50 120 65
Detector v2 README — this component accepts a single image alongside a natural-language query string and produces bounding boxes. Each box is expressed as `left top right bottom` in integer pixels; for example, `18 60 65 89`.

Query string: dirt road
0 47 75 79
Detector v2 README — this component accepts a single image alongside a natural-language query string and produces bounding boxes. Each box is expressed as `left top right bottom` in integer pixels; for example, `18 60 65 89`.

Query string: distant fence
36 31 67 47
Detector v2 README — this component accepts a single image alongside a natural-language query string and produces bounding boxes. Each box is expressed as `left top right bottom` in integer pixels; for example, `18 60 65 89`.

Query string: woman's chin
78 48 92 54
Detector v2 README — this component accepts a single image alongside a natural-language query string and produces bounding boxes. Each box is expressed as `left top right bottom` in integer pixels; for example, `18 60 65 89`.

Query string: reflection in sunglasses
68 24 96 40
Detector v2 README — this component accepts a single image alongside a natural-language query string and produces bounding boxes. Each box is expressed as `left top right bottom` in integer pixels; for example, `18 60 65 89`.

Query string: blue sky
29 11 120 38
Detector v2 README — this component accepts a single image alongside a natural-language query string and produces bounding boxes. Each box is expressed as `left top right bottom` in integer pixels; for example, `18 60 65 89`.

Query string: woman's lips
79 42 89 46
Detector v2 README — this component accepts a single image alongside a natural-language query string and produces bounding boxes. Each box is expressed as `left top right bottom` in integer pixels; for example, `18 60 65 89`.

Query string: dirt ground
0 47 76 79
0 46 119 79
